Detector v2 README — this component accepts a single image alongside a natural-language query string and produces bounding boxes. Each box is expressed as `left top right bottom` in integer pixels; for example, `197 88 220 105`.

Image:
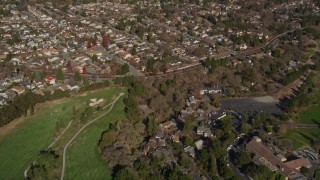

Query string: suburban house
200 86 222 95
45 76 56 85
159 119 177 132
197 126 213 137
184 146 196 158
208 110 226 120
194 139 204 150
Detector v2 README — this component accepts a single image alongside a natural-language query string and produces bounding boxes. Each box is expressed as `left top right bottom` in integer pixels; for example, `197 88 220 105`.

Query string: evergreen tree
74 71 81 81
55 68 64 81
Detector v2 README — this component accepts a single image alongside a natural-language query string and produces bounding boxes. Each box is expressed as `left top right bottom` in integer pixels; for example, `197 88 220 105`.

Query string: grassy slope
294 93 320 125
294 73 320 124
281 73 320 149
279 128 320 149
0 87 124 179
64 96 126 180
316 170 320 180
296 105 320 124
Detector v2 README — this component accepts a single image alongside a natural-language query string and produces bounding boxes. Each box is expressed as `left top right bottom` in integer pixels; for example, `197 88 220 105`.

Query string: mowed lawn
64 95 126 180
294 76 320 125
315 170 320 180
295 93 320 124
279 128 320 149
296 105 320 124
0 87 124 179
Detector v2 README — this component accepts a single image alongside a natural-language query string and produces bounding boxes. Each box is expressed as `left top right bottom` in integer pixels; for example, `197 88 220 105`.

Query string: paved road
282 123 320 129
307 166 320 180
60 93 124 180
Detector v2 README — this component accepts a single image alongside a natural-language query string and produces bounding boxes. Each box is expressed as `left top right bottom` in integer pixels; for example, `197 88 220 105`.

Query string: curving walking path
24 118 74 179
60 93 124 180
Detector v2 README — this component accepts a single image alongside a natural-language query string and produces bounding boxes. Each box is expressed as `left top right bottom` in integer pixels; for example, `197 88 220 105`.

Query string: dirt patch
0 116 24 137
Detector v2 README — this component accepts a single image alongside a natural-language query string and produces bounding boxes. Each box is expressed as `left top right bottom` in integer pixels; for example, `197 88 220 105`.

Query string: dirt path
24 119 74 178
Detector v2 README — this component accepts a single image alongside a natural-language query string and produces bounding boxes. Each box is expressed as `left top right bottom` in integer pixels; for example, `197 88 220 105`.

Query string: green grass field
295 105 320 124
279 128 320 149
294 92 320 125
315 170 320 180
64 96 126 180
294 74 320 125
0 87 125 179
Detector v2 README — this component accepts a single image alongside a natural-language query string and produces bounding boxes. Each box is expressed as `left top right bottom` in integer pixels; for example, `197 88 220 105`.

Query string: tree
272 49 280 57
65 0 72 5
242 67 256 82
240 123 251 134
131 46 137 55
80 106 94 123
40 70 47 80
117 64 130 75
225 88 236 96
146 58 156 72
66 60 72 71
83 66 88 74
212 97 220 107
113 168 132 180
278 125 287 136
215 129 224 139
91 54 98 62
184 136 194 146
80 11 86 17
200 102 210 110
178 33 184 43
102 35 109 48
146 116 156 136
87 41 92 49
266 125 273 134
92 37 97 46
56 68 64 81
3 52 13 62
235 150 251 166
74 71 81 81
222 117 232 132
183 115 194 132
124 95 139 123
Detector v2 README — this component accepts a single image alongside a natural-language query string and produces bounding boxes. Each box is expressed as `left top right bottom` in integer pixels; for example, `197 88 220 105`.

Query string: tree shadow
311 119 320 127
298 132 313 144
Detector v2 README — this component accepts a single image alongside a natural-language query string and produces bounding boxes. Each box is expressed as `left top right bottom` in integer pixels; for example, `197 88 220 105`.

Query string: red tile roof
247 138 305 180
284 157 309 170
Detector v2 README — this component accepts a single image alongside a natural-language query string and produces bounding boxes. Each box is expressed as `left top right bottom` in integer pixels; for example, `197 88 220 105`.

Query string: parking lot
220 96 282 115
296 148 320 161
